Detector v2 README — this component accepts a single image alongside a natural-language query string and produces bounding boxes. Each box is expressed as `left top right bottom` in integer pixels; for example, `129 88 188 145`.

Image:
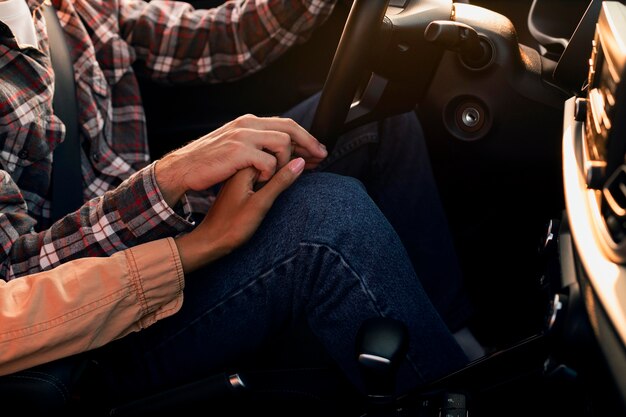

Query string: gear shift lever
356 317 408 415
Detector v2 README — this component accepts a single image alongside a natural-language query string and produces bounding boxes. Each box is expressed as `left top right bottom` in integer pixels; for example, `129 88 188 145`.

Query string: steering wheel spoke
310 0 454 152
310 0 391 151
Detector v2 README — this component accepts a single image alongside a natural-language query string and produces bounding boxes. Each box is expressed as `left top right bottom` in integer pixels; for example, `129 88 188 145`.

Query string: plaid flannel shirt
0 0 335 280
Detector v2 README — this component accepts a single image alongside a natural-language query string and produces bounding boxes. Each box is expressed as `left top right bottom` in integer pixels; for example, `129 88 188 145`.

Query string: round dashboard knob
585 160 607 190
574 97 588 122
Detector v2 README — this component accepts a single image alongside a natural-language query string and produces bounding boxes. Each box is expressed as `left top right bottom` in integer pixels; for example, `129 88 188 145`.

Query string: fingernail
289 157 305 174
318 143 327 156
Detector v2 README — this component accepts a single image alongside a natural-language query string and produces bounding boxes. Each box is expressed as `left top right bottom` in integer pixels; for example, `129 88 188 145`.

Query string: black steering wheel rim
310 0 390 152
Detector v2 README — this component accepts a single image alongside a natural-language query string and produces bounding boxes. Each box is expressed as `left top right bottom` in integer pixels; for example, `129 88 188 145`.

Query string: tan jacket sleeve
0 237 184 376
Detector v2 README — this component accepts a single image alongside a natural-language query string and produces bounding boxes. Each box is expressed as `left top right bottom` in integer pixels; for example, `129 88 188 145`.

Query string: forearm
1 164 193 279
121 0 337 83
0 238 184 377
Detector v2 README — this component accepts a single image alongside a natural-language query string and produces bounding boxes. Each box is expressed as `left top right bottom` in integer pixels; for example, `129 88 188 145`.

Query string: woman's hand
155 114 327 207
174 157 306 274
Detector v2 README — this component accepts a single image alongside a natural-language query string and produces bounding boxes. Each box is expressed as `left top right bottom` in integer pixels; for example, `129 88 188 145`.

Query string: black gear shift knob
356 317 408 405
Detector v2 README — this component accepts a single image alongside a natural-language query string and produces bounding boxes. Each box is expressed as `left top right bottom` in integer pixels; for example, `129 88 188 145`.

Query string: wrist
174 231 230 274
155 156 186 208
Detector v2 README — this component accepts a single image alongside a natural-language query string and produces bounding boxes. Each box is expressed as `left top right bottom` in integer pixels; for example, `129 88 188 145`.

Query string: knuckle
228 129 248 143
241 113 257 122
267 157 277 171
278 168 292 183
252 198 271 214
278 131 291 145
233 113 256 126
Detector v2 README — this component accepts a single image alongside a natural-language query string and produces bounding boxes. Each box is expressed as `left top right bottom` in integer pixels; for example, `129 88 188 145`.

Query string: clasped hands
155 114 328 273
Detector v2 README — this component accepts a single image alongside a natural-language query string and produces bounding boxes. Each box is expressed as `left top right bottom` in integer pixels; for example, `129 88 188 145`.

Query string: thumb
252 157 305 210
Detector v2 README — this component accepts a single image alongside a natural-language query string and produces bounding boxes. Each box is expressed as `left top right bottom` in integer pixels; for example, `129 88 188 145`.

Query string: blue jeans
3 96 472 408
94 173 468 403
284 93 473 332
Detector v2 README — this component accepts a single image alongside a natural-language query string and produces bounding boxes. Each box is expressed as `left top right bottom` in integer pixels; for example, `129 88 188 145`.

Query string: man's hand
174 157 306 274
155 114 327 207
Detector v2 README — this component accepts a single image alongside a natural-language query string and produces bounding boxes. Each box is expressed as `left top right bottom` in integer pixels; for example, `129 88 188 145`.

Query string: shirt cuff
108 162 194 242
123 237 185 327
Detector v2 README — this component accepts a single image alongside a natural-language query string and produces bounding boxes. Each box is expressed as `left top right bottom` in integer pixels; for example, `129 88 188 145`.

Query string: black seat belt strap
43 4 84 222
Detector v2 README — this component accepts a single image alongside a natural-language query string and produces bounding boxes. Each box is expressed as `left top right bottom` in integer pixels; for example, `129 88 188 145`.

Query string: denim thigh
283 93 473 332
93 173 467 402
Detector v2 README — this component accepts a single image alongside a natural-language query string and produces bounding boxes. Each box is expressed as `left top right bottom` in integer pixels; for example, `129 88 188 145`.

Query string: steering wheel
309 0 390 152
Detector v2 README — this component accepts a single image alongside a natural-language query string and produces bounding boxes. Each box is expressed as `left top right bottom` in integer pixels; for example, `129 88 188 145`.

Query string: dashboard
561 0 626 406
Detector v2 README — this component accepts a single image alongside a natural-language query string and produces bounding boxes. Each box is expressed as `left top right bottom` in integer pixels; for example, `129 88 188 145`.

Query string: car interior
3 0 626 416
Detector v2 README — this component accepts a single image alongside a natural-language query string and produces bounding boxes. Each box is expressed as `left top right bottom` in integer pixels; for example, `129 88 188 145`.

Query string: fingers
230 114 328 160
219 166 260 199
303 156 325 170
246 145 280 183
252 157 305 213
167 114 325 198
247 129 293 170
292 142 327 161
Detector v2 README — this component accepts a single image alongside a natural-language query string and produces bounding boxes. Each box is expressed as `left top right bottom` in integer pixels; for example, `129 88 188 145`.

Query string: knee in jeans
288 172 387 233
293 172 367 208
